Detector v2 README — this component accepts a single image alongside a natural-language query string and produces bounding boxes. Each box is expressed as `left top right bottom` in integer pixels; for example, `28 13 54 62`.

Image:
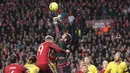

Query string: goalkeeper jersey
57 37 70 57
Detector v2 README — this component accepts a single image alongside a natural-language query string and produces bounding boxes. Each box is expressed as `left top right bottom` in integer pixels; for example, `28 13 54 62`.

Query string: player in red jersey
100 60 108 73
77 60 92 73
4 55 28 73
36 35 70 73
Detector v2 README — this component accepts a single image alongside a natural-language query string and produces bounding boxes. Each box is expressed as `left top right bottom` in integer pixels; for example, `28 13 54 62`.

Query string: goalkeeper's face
62 34 67 42
61 33 72 43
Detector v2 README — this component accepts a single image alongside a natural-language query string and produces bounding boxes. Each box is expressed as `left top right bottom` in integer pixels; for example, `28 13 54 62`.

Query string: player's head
45 35 54 43
62 33 72 43
102 60 108 68
114 52 123 62
80 65 88 72
28 55 37 64
10 55 17 63
79 60 86 68
84 56 91 64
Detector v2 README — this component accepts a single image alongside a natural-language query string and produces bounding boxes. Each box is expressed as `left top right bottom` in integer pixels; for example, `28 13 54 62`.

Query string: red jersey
77 70 83 73
100 68 106 73
4 63 27 73
37 41 66 65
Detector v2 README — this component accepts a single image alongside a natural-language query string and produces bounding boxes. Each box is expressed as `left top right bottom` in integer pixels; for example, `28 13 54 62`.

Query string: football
49 2 59 12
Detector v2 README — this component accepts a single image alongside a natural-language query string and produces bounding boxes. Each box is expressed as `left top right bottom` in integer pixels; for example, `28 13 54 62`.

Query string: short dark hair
28 55 37 64
10 55 17 63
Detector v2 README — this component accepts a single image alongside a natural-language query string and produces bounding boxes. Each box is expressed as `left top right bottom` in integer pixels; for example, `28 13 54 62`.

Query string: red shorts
37 63 55 73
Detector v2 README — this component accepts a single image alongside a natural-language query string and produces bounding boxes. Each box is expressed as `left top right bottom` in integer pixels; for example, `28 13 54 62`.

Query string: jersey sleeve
22 66 28 73
49 42 66 54
49 56 57 61
104 62 111 73
93 66 98 73
123 62 128 73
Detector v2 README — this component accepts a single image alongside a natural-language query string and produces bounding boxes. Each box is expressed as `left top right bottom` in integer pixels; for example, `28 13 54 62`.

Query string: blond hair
45 35 54 42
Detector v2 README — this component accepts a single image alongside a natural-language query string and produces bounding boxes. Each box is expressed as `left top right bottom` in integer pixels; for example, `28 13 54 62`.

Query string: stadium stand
0 0 130 72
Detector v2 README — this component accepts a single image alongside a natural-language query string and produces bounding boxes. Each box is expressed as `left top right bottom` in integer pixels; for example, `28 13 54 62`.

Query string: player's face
114 53 121 62
103 62 108 68
81 66 88 72
62 34 67 41
84 57 90 64
80 61 85 68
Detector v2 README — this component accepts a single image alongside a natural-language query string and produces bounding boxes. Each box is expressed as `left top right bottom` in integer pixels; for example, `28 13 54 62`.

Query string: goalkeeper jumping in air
53 14 72 73
56 33 72 73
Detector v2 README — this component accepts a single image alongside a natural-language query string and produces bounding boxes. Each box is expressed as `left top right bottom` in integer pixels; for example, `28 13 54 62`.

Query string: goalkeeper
53 15 72 73
56 33 72 73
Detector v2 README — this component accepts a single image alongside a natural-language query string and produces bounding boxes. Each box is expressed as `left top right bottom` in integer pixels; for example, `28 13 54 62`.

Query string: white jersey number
38 45 44 55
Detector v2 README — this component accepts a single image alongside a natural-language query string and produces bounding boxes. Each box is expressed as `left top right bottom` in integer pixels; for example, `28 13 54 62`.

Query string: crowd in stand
0 0 130 73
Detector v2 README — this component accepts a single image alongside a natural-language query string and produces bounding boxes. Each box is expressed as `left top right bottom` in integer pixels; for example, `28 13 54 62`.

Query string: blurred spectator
126 53 130 72
0 0 130 73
